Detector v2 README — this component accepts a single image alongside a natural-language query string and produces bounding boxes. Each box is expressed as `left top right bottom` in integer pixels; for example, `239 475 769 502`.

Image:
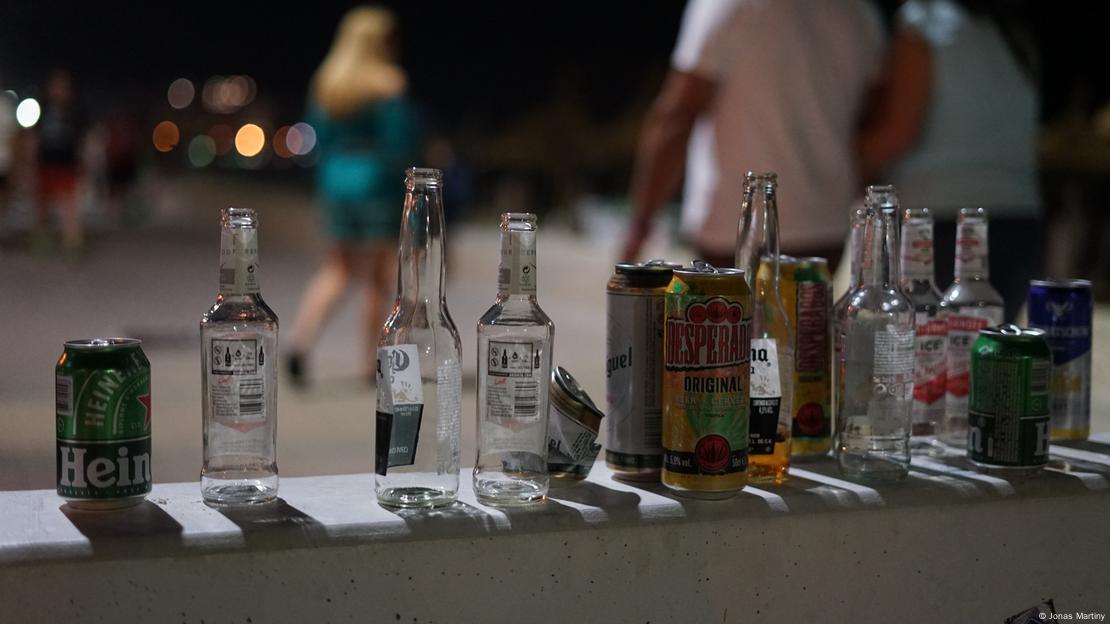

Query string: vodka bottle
900 207 947 454
735 172 793 482
201 207 279 506
375 168 462 509
939 207 1004 447
474 213 555 506
835 189 915 481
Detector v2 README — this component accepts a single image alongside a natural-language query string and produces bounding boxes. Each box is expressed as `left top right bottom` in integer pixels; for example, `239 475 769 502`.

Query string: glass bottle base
836 449 909 482
202 473 278 507
475 478 547 507
376 486 457 509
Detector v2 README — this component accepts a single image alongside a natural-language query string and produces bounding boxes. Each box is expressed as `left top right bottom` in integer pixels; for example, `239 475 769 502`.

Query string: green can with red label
56 338 152 509
967 325 1051 472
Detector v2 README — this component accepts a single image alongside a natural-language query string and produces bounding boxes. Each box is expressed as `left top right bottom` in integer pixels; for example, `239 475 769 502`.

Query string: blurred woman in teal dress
288 6 419 384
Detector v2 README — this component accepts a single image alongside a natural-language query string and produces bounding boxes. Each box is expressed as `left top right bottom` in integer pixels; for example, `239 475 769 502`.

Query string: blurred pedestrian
0 89 14 217
856 0 1039 321
33 69 87 255
287 6 420 385
621 0 886 269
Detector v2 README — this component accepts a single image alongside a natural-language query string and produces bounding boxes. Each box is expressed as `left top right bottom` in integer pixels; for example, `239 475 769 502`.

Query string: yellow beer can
662 263 752 498
781 256 833 459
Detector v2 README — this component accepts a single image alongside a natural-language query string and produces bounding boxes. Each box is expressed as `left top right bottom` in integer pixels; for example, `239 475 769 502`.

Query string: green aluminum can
56 338 152 509
967 324 1051 472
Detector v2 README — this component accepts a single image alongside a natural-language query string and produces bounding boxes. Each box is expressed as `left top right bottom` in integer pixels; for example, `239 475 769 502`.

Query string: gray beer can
605 261 677 482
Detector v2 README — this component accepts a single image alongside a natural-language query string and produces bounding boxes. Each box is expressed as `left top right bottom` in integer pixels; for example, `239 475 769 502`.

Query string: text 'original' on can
968 324 1051 473
780 255 833 459
1027 278 1092 441
56 338 152 509
662 263 752 499
606 260 678 482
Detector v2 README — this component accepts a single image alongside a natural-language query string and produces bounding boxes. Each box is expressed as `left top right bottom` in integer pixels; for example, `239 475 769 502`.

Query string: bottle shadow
60 500 184 557
215 497 328 550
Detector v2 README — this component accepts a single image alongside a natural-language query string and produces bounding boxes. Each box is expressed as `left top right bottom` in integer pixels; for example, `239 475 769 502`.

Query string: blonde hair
313 6 406 118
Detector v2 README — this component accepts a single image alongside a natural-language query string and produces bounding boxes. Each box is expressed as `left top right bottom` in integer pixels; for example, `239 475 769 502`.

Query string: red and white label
912 318 947 420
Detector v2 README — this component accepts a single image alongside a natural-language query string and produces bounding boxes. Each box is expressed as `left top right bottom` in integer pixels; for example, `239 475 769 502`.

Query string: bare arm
856 30 933 185
621 70 716 262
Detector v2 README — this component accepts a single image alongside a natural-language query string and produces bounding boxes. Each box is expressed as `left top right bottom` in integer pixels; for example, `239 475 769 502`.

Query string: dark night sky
0 1 688 128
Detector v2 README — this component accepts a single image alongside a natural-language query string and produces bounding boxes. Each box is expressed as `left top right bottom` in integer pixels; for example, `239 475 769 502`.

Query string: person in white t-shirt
621 0 886 269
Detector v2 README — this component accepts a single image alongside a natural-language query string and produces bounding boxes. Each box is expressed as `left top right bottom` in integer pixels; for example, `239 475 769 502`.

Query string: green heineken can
967 324 1051 473
56 338 152 509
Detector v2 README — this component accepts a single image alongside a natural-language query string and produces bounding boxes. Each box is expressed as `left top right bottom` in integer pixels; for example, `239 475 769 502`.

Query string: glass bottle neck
736 183 781 298
846 208 865 290
900 217 937 285
858 209 899 288
218 226 261 296
954 218 989 280
497 228 537 299
397 184 447 307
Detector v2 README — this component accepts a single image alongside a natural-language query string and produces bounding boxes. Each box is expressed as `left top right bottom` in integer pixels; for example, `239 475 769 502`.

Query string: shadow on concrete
61 500 184 557
390 500 502 535
217 497 328 550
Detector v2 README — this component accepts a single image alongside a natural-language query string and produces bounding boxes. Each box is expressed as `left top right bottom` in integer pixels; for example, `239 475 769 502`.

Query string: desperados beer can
661 263 752 499
967 325 1051 473
56 338 152 509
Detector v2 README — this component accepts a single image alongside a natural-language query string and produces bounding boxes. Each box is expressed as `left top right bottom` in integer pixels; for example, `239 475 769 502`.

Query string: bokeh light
15 98 41 128
167 78 195 109
235 123 265 157
201 75 256 113
152 120 180 152
188 135 217 167
272 126 293 158
287 122 317 156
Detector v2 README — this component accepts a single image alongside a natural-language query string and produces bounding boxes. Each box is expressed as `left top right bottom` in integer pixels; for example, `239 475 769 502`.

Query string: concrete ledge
3 441 1110 622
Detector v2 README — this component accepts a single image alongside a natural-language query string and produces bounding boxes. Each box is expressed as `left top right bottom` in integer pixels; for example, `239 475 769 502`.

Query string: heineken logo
57 439 152 496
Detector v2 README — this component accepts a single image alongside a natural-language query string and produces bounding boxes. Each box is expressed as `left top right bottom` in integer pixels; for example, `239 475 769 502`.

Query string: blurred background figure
287 6 420 386
0 86 14 217
856 0 1039 321
621 0 887 269
33 69 87 255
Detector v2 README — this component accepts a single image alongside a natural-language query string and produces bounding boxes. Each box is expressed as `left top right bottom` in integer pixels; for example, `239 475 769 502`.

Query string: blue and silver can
1027 279 1092 440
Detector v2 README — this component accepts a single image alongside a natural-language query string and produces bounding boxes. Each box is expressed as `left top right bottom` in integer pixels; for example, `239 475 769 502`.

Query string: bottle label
605 292 665 457
435 361 462 471
901 220 935 280
911 316 947 427
375 344 424 475
483 339 545 454
944 310 1003 419
207 335 271 457
749 338 782 455
497 231 537 295
954 221 989 277
219 229 261 295
792 281 831 441
868 325 916 436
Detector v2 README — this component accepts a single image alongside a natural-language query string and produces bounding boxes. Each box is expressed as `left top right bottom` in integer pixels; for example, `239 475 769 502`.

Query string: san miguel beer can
606 260 677 482
662 263 752 498
781 256 833 459
1027 279 1092 441
968 325 1051 472
56 338 152 509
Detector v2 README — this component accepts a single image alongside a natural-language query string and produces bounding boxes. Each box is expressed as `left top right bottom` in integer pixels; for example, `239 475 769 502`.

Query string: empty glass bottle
201 207 279 506
939 207 1004 447
735 172 793 483
832 200 867 433
474 213 555 506
835 187 915 481
900 207 947 455
375 168 462 509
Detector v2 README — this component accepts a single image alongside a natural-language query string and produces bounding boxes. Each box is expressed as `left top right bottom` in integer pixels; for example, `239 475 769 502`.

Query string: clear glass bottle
835 187 916 481
735 172 793 483
375 168 462 509
939 207 1004 447
900 207 947 455
474 213 555 506
200 207 279 506
832 200 867 434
